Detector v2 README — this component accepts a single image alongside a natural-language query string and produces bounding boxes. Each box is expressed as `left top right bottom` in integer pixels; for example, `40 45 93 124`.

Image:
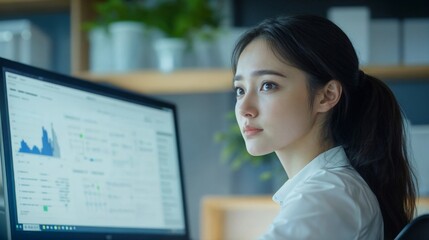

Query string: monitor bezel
0 57 190 240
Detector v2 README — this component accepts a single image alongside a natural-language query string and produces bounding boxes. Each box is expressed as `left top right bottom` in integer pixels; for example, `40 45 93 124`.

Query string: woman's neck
276 125 333 178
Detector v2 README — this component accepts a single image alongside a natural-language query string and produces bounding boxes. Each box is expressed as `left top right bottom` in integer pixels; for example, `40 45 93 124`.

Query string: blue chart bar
19 126 60 157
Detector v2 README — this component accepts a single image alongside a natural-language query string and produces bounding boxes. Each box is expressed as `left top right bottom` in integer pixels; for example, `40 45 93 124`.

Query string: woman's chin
246 147 272 156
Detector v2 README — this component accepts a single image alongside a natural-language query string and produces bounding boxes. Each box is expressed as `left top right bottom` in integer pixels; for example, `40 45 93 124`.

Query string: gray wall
388 81 429 125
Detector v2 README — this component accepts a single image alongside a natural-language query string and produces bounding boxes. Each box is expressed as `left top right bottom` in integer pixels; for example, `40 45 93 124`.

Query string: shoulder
291 167 380 215
304 166 374 196
278 146 377 205
268 167 383 239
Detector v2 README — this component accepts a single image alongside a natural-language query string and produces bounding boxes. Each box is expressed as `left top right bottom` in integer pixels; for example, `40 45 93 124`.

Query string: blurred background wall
1 1 429 239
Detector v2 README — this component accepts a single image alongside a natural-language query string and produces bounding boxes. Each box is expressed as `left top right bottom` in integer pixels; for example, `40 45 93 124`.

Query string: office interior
1 0 429 239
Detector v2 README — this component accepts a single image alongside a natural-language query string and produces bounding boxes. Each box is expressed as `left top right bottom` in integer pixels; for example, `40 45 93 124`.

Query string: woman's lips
243 126 263 137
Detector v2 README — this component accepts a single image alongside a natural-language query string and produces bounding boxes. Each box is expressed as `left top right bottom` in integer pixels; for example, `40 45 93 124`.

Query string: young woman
232 15 416 239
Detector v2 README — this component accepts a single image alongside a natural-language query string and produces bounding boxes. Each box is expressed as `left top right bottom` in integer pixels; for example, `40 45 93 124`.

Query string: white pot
89 27 112 73
109 21 145 72
154 38 186 73
145 28 165 69
193 37 220 68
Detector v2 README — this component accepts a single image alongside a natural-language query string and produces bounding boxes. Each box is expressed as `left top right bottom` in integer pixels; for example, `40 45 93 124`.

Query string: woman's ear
314 80 342 113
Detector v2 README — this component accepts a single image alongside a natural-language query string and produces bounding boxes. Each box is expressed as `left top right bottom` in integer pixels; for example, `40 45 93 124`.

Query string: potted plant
84 0 149 72
147 0 220 72
214 111 287 193
83 0 145 31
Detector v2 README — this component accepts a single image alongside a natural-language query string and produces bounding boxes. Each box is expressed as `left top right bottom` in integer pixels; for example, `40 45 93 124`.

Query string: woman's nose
237 95 258 118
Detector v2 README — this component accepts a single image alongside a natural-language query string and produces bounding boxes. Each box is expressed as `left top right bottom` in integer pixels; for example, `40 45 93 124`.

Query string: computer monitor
0 57 189 240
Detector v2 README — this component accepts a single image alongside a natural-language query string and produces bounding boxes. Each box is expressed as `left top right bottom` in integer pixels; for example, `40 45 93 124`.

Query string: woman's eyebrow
234 69 287 82
252 69 286 78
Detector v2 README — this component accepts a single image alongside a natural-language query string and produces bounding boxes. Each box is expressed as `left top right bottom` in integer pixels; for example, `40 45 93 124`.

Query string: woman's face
234 38 317 156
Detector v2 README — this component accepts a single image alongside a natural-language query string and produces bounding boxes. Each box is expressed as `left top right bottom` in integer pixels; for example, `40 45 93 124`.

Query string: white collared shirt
260 146 383 240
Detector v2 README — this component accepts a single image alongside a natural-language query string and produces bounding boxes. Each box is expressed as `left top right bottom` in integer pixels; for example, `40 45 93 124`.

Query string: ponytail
330 72 417 239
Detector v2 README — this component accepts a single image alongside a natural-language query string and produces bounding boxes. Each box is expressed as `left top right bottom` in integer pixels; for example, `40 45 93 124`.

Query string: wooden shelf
77 69 234 94
0 0 69 14
76 65 429 94
363 65 429 80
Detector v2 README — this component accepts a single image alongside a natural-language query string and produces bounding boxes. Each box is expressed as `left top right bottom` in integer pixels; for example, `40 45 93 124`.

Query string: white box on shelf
404 18 429 65
216 27 249 68
0 31 19 61
0 19 51 69
328 6 370 66
369 19 400 65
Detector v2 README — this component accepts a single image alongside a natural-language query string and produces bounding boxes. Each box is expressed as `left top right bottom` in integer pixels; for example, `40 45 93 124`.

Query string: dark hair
232 15 417 239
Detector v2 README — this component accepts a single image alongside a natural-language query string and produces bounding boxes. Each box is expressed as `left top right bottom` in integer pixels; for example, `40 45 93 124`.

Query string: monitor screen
0 57 189 240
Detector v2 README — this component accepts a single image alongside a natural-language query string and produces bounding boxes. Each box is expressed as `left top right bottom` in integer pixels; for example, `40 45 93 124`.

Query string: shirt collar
273 146 350 204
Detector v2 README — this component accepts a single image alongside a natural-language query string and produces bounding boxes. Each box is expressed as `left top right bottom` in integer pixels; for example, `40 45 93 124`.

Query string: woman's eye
235 87 245 97
261 82 278 91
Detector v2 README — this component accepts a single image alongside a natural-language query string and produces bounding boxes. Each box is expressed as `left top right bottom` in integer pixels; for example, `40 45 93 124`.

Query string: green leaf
259 171 272 181
82 0 149 32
